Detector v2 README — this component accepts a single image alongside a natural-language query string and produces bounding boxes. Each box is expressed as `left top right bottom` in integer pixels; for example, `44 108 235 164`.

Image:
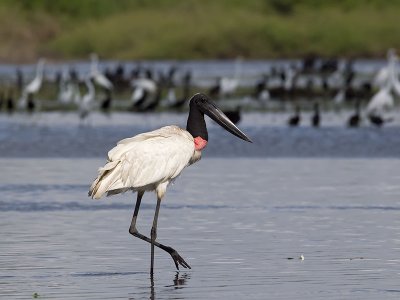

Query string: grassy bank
1 0 400 62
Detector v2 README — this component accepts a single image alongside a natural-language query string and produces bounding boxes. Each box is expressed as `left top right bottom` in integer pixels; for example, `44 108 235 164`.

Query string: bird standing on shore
19 58 45 111
288 105 301 127
89 93 252 275
79 78 95 120
90 53 113 91
347 100 361 128
311 103 320 127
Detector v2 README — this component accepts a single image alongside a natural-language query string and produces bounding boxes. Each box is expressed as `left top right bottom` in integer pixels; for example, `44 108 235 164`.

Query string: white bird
366 83 394 115
90 53 113 91
19 58 45 110
389 55 400 97
367 51 397 115
130 77 158 108
210 57 242 97
333 89 345 105
88 93 252 274
283 66 296 91
79 78 95 120
57 67 76 105
373 49 396 88
327 60 346 89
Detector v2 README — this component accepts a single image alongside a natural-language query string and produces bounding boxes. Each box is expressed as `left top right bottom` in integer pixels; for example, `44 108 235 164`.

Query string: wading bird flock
0 51 399 127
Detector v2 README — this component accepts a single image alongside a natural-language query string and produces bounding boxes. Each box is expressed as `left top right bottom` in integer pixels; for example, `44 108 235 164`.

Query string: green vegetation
1 0 400 62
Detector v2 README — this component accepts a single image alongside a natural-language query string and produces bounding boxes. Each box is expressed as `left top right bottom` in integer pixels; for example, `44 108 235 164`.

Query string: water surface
1 158 400 299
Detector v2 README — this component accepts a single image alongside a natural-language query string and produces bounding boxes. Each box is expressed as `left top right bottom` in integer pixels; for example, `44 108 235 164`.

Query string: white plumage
25 58 45 94
367 49 398 115
79 78 95 119
88 93 251 274
217 57 242 97
373 49 396 88
366 87 394 114
90 53 113 91
19 58 45 109
90 126 198 200
130 78 158 106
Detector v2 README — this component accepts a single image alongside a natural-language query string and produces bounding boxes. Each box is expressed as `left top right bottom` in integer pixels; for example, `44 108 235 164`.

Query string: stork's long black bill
198 99 252 143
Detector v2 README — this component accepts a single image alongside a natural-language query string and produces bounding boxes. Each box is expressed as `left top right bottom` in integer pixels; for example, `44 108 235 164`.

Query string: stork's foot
165 246 191 270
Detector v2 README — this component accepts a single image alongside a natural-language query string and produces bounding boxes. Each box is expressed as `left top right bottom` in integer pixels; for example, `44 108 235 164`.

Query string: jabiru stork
88 93 252 275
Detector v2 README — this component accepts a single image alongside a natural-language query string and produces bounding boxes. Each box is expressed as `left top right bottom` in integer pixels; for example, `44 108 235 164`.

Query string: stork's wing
89 126 195 199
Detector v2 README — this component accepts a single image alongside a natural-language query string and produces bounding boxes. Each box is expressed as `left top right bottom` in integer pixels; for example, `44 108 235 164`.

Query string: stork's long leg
150 196 161 275
128 192 191 270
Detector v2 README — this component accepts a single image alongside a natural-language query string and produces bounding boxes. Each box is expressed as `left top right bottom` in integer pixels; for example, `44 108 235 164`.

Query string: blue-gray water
1 113 400 299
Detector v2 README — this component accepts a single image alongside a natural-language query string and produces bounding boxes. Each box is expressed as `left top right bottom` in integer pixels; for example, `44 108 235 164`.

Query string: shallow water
1 158 400 299
1 112 400 158
1 113 400 299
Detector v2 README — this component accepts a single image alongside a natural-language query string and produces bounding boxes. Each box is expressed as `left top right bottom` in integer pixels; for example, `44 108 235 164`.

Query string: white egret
19 58 45 110
130 77 158 109
79 78 95 120
367 65 394 115
373 49 396 88
88 93 252 275
209 57 242 97
57 67 77 105
90 53 113 91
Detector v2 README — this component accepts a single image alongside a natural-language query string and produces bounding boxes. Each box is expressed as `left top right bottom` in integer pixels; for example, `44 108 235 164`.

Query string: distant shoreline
0 1 399 63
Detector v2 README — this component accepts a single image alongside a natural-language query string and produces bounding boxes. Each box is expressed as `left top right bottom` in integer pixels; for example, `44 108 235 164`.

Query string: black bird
288 105 301 127
223 106 241 124
347 100 361 128
311 103 320 127
26 93 35 113
100 89 112 112
6 90 15 114
368 113 393 127
253 74 269 100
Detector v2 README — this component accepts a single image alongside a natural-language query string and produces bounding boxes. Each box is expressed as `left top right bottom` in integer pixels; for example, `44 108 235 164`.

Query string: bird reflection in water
172 272 190 289
144 272 190 300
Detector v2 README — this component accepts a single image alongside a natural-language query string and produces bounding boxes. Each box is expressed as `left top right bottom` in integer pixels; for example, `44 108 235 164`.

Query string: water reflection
129 272 190 300
171 272 190 289
149 275 155 300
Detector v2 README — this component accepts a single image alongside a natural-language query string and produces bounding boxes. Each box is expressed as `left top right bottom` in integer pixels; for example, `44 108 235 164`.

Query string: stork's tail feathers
88 160 122 199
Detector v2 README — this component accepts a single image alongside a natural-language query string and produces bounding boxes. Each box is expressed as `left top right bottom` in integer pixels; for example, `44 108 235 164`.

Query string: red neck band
194 136 208 150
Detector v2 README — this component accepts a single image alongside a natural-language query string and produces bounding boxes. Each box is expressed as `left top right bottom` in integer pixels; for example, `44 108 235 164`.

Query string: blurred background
0 0 399 156
2 1 400 300
1 0 400 61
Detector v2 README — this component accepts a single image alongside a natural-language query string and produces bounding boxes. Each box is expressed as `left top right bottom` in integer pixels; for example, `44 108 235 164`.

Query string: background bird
347 100 361 128
79 77 95 121
19 58 45 111
88 93 252 275
90 53 114 91
288 105 301 127
311 102 320 127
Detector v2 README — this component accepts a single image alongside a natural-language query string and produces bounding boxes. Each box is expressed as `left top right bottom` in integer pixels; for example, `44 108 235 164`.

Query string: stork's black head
186 93 252 143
